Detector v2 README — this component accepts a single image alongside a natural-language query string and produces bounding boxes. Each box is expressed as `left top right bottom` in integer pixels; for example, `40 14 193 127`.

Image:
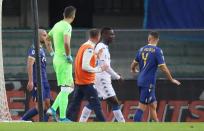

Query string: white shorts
95 77 116 99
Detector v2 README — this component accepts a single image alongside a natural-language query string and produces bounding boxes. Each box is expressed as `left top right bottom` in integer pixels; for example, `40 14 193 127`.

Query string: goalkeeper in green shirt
45 6 76 122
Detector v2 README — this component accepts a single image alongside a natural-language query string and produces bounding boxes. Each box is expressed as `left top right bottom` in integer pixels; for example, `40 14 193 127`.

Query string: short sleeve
28 47 35 59
95 43 104 54
135 48 142 62
95 43 106 63
156 48 165 66
63 24 72 37
135 51 139 62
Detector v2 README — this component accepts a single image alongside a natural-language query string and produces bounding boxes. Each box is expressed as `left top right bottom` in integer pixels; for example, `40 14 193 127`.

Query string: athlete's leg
21 87 38 121
79 104 92 122
148 88 158 122
149 102 159 122
134 102 147 122
84 85 106 121
106 96 125 122
134 86 148 122
67 86 84 121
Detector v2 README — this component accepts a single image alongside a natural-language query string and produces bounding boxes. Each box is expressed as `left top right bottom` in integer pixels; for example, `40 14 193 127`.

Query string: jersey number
142 52 149 68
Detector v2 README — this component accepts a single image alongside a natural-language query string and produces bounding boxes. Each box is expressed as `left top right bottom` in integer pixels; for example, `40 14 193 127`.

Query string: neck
148 42 157 46
101 40 109 45
88 39 96 45
64 18 72 24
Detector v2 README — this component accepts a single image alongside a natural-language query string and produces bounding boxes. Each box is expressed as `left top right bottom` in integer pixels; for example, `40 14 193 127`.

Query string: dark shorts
32 82 51 102
68 84 101 112
138 85 156 104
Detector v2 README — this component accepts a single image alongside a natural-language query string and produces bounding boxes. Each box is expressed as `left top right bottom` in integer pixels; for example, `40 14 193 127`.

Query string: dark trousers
67 84 106 121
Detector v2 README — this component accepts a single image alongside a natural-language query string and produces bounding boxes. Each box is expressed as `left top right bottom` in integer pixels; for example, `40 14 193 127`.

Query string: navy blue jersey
28 45 48 83
135 44 165 87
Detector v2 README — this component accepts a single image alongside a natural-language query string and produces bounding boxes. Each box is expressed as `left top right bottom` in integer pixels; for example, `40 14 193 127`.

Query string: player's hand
100 63 109 71
27 81 34 92
50 51 55 57
118 75 124 85
131 68 139 74
171 79 181 86
66 55 73 63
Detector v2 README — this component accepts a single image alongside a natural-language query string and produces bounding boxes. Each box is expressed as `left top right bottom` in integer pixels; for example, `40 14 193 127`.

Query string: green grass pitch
0 122 203 131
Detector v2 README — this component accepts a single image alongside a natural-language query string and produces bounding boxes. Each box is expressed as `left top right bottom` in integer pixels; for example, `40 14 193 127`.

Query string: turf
0 122 203 131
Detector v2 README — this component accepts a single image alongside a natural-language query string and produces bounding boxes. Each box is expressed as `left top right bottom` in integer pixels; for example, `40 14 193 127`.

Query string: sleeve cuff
158 63 166 67
28 56 35 60
134 60 138 63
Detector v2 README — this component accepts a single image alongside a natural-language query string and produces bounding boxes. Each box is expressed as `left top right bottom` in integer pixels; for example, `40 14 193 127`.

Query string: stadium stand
2 30 204 79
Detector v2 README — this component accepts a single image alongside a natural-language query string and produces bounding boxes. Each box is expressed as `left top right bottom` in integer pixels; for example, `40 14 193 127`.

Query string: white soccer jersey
95 42 120 80
94 42 120 99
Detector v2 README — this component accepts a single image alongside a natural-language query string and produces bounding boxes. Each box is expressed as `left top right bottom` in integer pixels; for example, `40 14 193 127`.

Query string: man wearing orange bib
67 29 108 121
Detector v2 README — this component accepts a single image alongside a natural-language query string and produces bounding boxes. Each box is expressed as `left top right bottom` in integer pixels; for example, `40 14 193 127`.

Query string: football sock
133 109 144 122
112 105 125 122
21 107 38 120
44 110 49 121
79 105 92 122
92 105 106 121
59 86 70 119
51 92 61 111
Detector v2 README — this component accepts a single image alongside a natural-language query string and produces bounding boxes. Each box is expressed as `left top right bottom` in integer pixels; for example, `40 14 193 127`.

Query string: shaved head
38 29 47 43
38 29 46 35
100 27 115 45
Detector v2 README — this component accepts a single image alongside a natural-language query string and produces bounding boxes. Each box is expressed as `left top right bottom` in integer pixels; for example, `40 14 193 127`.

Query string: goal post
0 0 12 121
31 0 44 121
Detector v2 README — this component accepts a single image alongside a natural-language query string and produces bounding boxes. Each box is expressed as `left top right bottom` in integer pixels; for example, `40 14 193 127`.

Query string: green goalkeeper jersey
48 20 72 56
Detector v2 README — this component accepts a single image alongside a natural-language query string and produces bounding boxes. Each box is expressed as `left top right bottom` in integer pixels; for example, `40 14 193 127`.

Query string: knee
138 103 147 111
107 99 120 110
44 103 50 110
86 104 92 110
89 98 101 110
149 103 157 111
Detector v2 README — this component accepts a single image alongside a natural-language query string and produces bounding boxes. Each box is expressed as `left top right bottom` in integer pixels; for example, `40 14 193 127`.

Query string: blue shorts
32 82 51 102
138 85 156 104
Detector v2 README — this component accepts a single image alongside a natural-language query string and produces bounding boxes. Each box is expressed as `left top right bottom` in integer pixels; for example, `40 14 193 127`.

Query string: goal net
0 0 12 121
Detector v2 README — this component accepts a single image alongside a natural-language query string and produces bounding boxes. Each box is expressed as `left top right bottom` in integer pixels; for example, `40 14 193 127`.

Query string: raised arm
44 35 54 56
45 29 55 56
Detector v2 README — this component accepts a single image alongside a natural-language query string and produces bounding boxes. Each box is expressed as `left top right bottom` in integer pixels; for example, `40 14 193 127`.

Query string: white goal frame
0 0 12 121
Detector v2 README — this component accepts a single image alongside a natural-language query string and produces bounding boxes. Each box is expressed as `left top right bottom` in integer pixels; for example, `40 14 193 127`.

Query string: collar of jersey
87 40 96 47
32 44 43 48
99 42 108 48
148 44 157 46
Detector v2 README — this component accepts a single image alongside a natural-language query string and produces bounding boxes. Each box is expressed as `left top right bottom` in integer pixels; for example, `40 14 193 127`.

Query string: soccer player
46 6 76 122
130 31 181 122
67 29 108 122
79 27 125 122
21 29 51 121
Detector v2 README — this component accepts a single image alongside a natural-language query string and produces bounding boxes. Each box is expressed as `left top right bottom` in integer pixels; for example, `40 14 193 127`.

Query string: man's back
75 42 96 85
136 44 165 87
48 20 72 56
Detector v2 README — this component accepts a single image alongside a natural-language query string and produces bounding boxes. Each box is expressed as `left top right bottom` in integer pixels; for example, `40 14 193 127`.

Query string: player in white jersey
79 27 125 122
